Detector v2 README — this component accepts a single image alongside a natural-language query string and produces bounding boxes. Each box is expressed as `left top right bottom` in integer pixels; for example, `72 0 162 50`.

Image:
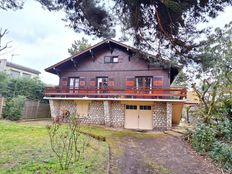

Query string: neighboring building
44 39 187 130
0 59 40 78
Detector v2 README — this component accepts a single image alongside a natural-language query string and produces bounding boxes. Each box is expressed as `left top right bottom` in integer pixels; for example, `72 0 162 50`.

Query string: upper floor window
69 77 79 90
22 73 31 78
136 76 152 89
104 56 119 63
10 69 20 77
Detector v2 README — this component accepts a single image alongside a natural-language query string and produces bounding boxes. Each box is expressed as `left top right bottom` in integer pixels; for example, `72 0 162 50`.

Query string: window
126 105 137 110
104 56 119 63
97 77 108 89
140 106 151 110
22 73 31 78
112 57 119 63
10 70 20 77
136 77 152 89
69 77 79 90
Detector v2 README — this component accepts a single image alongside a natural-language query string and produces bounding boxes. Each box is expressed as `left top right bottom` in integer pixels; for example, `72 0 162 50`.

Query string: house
44 39 186 130
0 59 40 78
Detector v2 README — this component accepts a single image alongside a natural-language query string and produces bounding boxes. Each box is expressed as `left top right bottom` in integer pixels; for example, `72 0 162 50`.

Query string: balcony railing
44 87 187 100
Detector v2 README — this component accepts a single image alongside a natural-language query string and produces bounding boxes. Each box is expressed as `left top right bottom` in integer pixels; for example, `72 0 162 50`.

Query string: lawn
0 121 108 174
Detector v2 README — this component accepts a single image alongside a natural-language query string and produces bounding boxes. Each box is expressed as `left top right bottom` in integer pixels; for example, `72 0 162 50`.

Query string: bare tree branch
0 28 12 53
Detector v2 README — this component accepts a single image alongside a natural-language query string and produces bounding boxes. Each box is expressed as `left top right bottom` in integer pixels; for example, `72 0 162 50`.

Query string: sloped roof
45 38 181 74
6 61 40 75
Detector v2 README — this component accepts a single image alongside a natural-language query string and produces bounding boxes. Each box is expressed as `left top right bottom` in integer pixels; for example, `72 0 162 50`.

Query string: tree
0 28 11 53
1 0 232 63
68 38 91 56
37 0 232 62
189 23 232 123
0 0 23 10
171 70 188 87
0 72 45 100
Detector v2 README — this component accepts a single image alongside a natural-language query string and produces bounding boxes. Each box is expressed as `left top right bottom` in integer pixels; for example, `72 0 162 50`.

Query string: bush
191 123 215 153
217 119 232 141
3 96 26 121
209 141 232 171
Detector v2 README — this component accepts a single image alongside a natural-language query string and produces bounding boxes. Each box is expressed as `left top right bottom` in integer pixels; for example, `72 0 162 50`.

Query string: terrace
44 87 187 101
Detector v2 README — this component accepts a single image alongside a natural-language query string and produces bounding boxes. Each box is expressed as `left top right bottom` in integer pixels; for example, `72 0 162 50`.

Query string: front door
69 77 79 93
125 104 153 130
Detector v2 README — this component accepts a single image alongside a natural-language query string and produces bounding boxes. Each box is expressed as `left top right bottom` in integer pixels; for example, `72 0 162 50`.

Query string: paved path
109 133 224 174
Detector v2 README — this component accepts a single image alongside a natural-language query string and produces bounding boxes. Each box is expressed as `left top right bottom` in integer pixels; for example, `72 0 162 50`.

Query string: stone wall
49 100 60 118
153 102 167 130
49 100 125 128
87 101 105 125
152 102 172 130
59 100 77 116
110 101 125 128
49 99 173 130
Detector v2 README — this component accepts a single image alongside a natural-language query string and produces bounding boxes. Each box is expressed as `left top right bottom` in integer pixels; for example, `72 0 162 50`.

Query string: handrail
44 87 187 99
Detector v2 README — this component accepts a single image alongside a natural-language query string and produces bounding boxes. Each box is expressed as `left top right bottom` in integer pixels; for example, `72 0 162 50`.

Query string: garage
125 104 153 130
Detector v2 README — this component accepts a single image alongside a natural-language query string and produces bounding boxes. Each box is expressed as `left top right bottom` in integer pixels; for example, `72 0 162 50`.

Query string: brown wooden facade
45 39 185 99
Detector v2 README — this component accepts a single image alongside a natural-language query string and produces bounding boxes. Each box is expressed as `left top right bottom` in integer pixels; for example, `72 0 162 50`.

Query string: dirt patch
109 134 225 174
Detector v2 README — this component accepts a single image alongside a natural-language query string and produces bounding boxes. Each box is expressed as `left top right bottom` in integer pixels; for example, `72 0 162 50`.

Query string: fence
21 100 51 119
0 97 4 119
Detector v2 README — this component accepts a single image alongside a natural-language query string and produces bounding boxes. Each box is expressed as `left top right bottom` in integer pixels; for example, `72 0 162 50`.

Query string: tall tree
68 38 91 56
186 23 232 123
36 0 232 63
0 0 23 10
1 0 232 63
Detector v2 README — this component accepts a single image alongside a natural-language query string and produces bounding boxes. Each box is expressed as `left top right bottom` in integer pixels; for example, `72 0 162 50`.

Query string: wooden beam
71 58 78 70
53 67 61 76
89 49 95 61
108 42 114 54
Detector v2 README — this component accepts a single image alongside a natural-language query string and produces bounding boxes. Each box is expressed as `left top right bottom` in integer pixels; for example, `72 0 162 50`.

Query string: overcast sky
0 1 232 85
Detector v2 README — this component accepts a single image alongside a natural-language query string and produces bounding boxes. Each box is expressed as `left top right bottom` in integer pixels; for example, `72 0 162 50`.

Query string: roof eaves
6 62 41 74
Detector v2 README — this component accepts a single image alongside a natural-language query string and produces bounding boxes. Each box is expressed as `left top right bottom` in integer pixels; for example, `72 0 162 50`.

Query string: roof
45 39 181 73
6 61 41 75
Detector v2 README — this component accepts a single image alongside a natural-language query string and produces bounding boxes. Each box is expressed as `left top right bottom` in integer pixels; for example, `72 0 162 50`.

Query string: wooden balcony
44 87 187 101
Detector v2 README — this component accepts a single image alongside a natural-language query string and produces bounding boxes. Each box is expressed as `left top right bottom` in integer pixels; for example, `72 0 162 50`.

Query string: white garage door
125 105 153 130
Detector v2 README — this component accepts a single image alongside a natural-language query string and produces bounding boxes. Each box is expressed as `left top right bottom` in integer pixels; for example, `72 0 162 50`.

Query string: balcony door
97 77 108 93
136 77 152 89
69 77 79 93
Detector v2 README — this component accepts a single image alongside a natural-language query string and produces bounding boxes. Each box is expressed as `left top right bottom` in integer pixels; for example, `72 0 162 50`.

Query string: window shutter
79 77 86 87
61 77 68 88
108 78 115 87
89 78 96 87
126 77 135 88
153 76 163 88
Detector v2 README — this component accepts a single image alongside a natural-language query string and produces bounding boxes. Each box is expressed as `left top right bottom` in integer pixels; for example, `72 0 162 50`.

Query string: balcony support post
167 103 172 129
103 101 111 127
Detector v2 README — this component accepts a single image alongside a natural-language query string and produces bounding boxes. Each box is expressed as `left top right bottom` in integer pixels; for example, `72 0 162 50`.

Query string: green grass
0 121 108 174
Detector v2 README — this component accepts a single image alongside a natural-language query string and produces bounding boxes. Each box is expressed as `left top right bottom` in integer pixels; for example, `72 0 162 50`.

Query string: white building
0 59 40 78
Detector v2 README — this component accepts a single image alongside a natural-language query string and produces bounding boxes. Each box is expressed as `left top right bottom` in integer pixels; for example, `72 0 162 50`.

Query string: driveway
109 132 224 174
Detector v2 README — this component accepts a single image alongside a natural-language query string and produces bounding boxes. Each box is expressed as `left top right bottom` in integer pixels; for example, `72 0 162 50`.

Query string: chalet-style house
44 39 186 130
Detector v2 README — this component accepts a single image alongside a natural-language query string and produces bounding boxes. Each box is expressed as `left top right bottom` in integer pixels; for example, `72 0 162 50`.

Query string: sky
0 1 232 85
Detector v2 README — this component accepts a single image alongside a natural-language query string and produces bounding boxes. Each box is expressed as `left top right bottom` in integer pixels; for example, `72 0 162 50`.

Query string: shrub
209 141 232 171
2 96 26 121
191 123 215 153
217 119 232 141
47 114 88 170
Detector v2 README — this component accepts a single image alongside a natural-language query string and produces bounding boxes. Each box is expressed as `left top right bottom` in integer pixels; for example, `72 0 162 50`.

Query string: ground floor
49 99 184 130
